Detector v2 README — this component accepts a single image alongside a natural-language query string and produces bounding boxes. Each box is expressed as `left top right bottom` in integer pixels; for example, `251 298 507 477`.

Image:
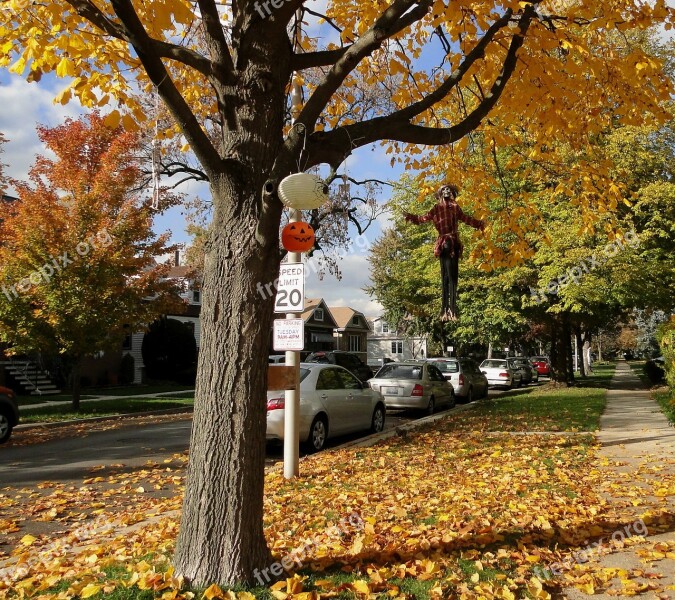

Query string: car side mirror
481 370 487 374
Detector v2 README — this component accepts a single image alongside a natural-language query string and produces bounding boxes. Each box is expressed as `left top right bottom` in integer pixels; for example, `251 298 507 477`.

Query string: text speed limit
274 263 304 313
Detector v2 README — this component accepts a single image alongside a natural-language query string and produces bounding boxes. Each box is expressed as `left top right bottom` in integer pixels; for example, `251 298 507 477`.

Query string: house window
352 315 360 325
349 335 361 352
314 308 324 321
122 325 132 350
382 322 389 333
391 341 403 354
192 289 201 303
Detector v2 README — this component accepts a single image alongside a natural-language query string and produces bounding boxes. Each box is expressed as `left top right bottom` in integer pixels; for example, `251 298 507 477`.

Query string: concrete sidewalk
18 388 195 411
565 361 675 600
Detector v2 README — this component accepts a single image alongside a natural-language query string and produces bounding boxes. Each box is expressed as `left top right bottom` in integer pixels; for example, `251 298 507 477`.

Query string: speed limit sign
274 263 305 313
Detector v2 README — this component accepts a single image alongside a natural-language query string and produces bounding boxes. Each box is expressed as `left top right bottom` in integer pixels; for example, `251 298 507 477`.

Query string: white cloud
0 73 83 189
305 252 382 315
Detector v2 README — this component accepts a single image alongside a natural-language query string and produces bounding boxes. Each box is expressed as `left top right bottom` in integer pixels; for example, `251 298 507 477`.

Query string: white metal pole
283 16 304 479
283 216 301 479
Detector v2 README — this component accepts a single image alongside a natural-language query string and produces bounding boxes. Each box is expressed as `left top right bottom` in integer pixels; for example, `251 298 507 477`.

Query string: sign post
273 262 304 479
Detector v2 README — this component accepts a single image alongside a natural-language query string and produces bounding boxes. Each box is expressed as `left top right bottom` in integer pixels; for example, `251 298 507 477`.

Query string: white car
266 363 386 452
479 358 523 389
427 357 489 402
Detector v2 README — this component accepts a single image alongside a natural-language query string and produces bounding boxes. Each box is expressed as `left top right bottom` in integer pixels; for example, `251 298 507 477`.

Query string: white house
366 316 428 367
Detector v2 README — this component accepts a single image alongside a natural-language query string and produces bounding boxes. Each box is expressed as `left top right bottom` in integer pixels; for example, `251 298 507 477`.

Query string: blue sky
0 65 401 315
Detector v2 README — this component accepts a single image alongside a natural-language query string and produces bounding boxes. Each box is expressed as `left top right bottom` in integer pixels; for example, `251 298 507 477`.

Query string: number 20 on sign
274 263 304 313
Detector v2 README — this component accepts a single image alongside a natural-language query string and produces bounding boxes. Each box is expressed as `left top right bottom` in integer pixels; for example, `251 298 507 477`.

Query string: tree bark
550 313 574 385
173 173 281 585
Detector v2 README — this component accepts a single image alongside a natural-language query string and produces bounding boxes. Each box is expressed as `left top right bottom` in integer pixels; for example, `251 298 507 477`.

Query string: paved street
0 409 420 486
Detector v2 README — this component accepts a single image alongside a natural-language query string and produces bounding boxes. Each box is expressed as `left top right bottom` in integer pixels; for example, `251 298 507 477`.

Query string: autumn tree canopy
0 113 181 408
2 0 674 587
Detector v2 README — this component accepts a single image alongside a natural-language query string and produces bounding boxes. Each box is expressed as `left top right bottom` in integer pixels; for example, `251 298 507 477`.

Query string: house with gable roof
328 306 370 365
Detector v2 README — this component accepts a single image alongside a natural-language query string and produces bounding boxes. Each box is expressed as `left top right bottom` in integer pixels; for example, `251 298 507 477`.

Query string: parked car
427 357 488 402
305 350 373 382
530 356 551 377
479 358 522 389
508 357 537 384
0 385 19 444
266 363 385 452
369 361 455 414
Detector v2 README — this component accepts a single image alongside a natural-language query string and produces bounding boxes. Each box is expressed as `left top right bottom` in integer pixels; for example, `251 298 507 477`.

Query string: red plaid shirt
407 200 483 258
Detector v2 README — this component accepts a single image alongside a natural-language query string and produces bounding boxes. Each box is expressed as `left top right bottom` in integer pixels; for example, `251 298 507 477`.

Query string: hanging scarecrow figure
404 183 485 322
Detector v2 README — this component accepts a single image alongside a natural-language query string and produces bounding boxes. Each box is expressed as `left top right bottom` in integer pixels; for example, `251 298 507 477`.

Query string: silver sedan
266 363 386 452
368 361 455 415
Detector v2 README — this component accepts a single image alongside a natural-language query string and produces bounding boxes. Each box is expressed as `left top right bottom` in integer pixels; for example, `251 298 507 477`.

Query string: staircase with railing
0 360 62 396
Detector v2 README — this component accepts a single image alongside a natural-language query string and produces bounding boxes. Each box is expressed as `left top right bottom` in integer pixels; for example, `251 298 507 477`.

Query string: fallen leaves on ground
0 409 673 599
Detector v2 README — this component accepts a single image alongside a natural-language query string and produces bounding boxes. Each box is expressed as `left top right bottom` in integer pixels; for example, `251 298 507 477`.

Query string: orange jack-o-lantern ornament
281 221 315 253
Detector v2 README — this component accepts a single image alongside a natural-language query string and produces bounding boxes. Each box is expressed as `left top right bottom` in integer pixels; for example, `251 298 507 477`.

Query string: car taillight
411 384 424 396
498 372 509 378
267 397 285 411
458 374 464 386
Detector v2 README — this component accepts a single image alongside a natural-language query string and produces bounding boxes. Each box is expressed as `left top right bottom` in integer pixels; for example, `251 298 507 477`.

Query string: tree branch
291 47 352 70
306 5 536 169
65 1 214 76
295 0 433 130
108 0 222 176
196 0 236 82
394 8 513 122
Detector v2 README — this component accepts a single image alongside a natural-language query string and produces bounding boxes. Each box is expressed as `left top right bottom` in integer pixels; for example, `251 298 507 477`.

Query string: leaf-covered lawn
1 371 673 600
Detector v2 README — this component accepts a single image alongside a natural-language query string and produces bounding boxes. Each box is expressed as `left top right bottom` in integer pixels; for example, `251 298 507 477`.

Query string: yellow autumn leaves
1 400 673 599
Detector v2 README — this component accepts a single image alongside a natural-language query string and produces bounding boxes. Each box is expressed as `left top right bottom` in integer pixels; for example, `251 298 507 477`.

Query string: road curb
15 407 193 431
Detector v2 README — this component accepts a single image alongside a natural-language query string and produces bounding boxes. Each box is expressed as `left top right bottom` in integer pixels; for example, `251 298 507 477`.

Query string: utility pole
283 12 304 480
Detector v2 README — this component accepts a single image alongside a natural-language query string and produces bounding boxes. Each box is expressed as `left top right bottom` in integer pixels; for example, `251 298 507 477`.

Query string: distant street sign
273 319 305 351
274 263 305 314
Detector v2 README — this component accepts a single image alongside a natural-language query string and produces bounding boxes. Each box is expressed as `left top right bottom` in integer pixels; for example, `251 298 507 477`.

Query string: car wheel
305 416 328 453
449 391 456 409
466 387 473 403
425 397 435 416
371 405 385 433
0 410 13 444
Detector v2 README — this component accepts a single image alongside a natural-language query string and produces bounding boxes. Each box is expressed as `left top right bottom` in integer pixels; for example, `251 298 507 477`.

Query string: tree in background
0 114 181 408
3 0 674 586
142 317 198 382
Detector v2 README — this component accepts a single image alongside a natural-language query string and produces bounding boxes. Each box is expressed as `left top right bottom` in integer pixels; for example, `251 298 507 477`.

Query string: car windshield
431 361 459 373
306 353 330 363
481 360 506 368
375 364 423 380
512 358 528 365
532 357 548 362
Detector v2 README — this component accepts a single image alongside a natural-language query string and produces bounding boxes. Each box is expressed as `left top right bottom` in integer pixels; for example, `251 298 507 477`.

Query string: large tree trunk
550 313 574 385
171 20 291 585
173 174 281 585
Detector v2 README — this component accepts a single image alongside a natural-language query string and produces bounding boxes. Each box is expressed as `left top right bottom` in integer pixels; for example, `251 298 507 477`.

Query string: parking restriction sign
273 319 304 351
